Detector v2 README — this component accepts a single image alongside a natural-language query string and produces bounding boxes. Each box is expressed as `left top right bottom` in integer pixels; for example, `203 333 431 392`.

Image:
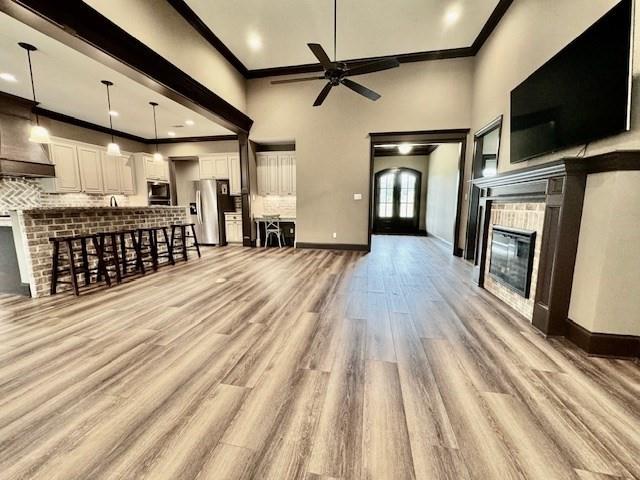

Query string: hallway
0 236 638 479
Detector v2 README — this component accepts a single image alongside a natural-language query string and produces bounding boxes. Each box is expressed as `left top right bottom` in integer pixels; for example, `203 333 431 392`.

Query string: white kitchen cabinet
49 141 81 192
118 155 136 194
140 154 169 182
101 151 120 194
44 137 136 195
228 154 241 195
225 213 243 243
199 154 229 179
257 152 296 196
77 145 104 194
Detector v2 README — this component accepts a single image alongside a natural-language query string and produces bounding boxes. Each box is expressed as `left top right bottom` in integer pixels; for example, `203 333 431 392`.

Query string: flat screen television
510 0 633 163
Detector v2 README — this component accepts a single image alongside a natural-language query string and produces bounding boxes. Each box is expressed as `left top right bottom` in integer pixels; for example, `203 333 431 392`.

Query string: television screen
510 0 633 163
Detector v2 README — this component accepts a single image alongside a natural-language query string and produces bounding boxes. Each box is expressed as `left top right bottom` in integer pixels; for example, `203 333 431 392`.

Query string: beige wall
40 117 150 154
372 155 429 231
471 0 638 169
473 0 640 336
425 144 460 244
247 58 474 246
569 171 640 336
159 140 239 158
84 0 247 113
173 159 199 207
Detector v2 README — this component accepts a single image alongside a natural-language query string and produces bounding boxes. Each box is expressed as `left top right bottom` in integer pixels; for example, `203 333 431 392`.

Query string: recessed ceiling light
247 32 263 51
398 143 413 155
167 131 176 137
109 110 119 117
0 73 17 82
444 5 462 26
185 119 194 126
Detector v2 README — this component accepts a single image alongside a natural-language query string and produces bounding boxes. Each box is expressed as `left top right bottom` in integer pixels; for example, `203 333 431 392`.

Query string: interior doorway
373 168 422 234
368 129 469 255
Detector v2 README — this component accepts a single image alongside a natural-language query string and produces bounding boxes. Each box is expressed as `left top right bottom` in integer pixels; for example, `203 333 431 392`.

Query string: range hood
0 92 54 178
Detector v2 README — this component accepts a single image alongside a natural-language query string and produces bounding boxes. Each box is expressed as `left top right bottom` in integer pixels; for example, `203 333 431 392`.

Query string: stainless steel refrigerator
190 179 234 245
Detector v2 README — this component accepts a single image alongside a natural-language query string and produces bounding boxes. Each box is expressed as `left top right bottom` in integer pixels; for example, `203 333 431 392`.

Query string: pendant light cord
105 83 115 143
152 104 159 153
25 49 40 125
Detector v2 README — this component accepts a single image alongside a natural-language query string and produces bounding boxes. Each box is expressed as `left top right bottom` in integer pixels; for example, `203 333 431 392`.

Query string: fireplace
489 227 536 298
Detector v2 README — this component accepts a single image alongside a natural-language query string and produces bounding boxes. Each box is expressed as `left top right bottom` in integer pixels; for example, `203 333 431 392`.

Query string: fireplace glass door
489 227 536 297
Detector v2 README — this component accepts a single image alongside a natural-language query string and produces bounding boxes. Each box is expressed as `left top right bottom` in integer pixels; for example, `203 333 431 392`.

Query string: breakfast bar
9 206 188 297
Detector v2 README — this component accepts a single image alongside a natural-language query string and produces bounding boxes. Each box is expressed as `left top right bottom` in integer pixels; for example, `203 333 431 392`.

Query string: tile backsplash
0 177 129 215
252 195 296 217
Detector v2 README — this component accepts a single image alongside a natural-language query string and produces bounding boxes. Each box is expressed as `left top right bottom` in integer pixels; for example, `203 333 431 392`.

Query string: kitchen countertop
16 206 186 213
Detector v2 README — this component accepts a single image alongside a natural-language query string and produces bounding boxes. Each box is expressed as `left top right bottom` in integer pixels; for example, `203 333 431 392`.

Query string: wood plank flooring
0 235 638 480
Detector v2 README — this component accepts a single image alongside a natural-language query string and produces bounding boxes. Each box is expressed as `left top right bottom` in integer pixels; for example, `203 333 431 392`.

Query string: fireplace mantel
470 151 640 337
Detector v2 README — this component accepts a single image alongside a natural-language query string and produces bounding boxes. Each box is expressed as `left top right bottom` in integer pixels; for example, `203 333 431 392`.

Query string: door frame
368 129 470 255
373 167 423 234
464 116 503 262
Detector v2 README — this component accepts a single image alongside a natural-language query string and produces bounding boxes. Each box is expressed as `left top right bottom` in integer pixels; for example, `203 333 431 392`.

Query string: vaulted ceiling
181 0 501 71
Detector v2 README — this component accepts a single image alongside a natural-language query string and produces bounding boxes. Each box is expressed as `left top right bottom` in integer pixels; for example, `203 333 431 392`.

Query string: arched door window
373 168 421 234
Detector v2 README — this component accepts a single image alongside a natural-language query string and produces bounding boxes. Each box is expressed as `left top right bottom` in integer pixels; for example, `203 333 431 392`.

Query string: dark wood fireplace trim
471 151 640 344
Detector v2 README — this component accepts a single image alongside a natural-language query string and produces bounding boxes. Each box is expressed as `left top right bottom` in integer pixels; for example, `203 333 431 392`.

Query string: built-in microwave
147 181 171 205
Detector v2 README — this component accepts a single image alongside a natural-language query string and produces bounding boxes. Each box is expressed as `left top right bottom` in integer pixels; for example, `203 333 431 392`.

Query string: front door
373 168 421 234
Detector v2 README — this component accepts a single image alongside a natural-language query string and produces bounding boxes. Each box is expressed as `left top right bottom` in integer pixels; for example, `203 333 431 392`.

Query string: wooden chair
264 215 285 248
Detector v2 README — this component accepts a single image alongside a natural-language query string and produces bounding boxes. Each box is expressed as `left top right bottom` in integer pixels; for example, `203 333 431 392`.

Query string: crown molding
167 0 514 79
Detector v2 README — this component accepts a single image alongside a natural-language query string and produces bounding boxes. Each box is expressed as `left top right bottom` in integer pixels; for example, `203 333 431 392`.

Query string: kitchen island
9 206 188 297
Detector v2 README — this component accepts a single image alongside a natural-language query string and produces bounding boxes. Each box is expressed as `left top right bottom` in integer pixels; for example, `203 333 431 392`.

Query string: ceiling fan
271 0 400 106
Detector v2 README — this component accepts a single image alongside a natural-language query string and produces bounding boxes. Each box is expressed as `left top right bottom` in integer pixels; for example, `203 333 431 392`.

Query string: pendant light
101 80 121 156
149 102 162 161
19 42 51 144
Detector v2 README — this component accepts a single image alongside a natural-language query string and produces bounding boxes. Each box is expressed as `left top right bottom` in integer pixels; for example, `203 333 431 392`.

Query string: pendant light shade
107 142 122 156
101 80 120 156
149 102 162 161
19 42 51 144
29 125 51 144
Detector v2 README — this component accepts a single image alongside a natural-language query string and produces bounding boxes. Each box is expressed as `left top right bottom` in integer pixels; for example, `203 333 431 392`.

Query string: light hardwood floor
0 236 638 480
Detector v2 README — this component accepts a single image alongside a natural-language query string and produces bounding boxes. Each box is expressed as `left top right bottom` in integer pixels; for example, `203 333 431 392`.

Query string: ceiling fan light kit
271 0 400 106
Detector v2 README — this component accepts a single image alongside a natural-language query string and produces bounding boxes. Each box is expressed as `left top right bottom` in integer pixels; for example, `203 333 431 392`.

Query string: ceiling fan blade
345 58 400 77
313 82 334 107
308 43 334 69
271 76 325 85
341 78 381 101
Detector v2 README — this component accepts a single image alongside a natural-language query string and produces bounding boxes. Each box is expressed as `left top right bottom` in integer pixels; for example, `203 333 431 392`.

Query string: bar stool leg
91 236 112 288
65 239 80 296
131 231 145 275
120 234 127 275
50 240 60 295
180 225 188 261
80 237 91 286
162 227 175 265
189 224 201 258
110 233 123 283
150 229 159 271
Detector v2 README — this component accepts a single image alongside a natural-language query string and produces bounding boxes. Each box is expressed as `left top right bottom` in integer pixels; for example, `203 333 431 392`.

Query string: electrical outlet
353 193 362 200
332 232 337 239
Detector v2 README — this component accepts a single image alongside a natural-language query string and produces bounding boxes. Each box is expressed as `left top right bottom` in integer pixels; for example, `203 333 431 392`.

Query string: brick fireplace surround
484 202 545 320
470 151 640 359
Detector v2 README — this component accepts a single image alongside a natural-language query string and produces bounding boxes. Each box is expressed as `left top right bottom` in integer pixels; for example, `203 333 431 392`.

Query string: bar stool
170 223 201 261
137 227 159 272
151 226 175 267
118 229 145 277
96 232 123 284
49 234 110 296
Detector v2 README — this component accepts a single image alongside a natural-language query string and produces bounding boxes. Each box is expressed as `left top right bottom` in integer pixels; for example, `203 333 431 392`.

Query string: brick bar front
12 207 188 297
